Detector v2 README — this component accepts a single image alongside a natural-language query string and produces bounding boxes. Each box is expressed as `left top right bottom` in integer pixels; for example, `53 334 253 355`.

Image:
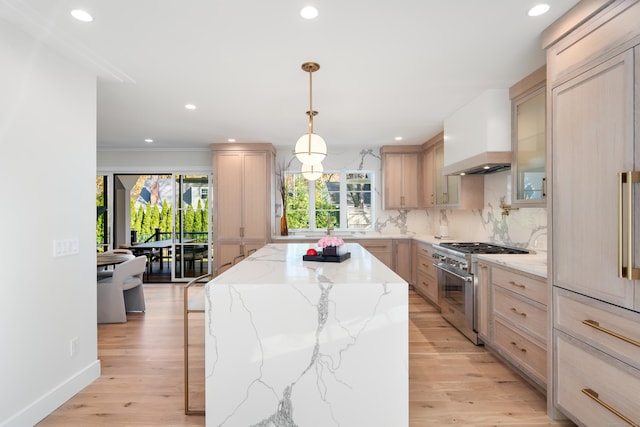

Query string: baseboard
1 360 101 427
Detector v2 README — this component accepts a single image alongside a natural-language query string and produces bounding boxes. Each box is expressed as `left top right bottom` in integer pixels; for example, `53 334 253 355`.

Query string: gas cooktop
437 242 529 255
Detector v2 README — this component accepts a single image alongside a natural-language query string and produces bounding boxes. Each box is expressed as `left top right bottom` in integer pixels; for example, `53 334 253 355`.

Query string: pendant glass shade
294 133 327 165
301 162 323 181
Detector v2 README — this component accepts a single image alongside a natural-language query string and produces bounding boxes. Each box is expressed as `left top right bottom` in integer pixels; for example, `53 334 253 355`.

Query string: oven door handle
434 262 473 282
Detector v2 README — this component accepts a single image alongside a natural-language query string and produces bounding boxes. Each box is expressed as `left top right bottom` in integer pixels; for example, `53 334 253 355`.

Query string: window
284 171 374 231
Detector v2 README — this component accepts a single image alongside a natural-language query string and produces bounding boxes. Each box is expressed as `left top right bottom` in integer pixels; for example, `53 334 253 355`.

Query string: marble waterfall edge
204 243 408 426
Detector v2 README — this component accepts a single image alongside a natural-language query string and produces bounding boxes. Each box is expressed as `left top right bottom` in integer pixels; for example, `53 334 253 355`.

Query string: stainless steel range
432 242 529 345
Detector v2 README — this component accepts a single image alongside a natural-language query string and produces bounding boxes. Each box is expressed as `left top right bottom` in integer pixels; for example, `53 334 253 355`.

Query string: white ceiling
1 0 579 152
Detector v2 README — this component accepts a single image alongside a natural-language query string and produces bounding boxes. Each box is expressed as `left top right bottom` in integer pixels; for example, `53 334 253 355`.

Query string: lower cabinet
216 242 265 270
554 287 640 426
393 239 412 284
484 262 548 390
354 239 393 269
412 241 438 307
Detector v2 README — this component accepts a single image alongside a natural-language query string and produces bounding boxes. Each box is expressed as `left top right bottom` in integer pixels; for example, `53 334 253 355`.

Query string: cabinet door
215 153 243 240
384 153 418 209
421 147 435 207
401 154 419 209
242 152 268 240
476 262 491 342
553 49 637 309
383 154 403 209
513 87 546 205
394 240 412 283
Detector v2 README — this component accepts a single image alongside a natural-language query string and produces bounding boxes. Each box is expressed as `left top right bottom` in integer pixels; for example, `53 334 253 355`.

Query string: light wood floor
38 285 574 426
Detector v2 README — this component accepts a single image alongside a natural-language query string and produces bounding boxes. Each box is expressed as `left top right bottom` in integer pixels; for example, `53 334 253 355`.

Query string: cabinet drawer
556 330 640 427
493 287 547 343
494 319 546 385
414 270 438 306
492 267 546 305
555 288 640 370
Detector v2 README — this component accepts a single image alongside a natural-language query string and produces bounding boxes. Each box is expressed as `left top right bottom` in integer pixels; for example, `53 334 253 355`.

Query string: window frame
285 169 375 232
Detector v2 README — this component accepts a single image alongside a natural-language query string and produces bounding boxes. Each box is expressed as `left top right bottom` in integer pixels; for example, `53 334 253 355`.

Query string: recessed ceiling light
185 104 197 110
227 138 236 143
460 172 466 176
70 9 93 22
528 4 550 17
300 6 319 19
394 136 403 141
483 165 491 170
145 138 153 143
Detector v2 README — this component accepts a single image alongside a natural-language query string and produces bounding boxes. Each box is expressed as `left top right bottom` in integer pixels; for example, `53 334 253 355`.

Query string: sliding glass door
102 172 212 282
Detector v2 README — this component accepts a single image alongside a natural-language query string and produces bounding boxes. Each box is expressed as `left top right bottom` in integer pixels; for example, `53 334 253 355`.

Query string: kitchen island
204 243 408 426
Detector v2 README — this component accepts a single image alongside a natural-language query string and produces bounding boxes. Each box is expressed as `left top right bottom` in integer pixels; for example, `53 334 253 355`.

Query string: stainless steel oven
433 242 529 345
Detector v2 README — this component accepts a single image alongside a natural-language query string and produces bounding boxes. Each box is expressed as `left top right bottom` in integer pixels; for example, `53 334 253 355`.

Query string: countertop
272 233 547 278
475 252 547 278
210 242 407 285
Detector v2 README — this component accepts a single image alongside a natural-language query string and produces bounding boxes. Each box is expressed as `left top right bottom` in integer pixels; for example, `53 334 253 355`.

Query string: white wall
0 20 100 426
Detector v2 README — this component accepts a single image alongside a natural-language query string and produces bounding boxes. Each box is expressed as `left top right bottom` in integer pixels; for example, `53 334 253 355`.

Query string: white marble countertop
209 242 407 286
475 251 548 278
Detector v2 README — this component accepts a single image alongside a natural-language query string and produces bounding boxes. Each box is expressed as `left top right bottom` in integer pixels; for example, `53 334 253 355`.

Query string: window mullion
339 172 347 230
309 179 316 229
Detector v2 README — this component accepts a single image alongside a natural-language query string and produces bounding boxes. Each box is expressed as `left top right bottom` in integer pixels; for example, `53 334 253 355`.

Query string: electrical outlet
70 337 78 357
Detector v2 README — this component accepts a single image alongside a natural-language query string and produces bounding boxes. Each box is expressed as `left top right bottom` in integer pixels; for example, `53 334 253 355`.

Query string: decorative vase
280 215 289 236
323 246 338 256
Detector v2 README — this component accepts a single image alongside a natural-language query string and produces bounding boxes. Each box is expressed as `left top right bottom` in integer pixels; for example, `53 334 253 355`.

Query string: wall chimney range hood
442 89 512 176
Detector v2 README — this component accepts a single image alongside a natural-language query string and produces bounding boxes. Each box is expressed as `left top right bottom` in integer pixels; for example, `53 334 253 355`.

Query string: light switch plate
53 238 80 257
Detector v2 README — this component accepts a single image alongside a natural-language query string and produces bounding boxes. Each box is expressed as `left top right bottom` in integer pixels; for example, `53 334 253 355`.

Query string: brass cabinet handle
509 341 527 353
618 171 640 280
364 245 389 249
401 195 405 206
582 388 639 427
509 280 526 289
542 177 547 197
510 307 527 318
240 227 245 238
582 319 640 347
421 281 429 287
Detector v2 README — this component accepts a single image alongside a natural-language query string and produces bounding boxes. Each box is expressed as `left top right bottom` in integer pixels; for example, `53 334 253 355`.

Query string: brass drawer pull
510 307 527 318
421 281 429 287
510 341 527 353
582 319 640 347
509 280 526 289
582 388 639 427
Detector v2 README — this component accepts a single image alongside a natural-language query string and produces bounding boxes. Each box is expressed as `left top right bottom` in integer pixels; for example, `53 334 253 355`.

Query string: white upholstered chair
97 255 147 323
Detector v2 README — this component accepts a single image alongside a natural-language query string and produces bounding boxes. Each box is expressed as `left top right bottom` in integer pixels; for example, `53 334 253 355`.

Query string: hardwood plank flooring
38 285 574 426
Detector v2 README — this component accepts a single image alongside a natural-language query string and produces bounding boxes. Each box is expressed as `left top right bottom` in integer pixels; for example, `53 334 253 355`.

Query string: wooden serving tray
302 252 351 263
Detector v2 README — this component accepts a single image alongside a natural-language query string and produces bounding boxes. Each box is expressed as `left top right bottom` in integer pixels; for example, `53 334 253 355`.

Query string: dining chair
97 255 147 323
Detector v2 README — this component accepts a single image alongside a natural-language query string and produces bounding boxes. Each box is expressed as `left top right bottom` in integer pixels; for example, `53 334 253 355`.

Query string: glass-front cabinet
511 66 546 206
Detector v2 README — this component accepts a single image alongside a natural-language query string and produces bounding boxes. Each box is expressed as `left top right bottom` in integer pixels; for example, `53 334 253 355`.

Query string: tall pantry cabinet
544 1 640 425
212 143 275 271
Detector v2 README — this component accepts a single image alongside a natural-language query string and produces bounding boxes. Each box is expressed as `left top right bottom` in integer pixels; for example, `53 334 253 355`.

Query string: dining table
96 252 135 268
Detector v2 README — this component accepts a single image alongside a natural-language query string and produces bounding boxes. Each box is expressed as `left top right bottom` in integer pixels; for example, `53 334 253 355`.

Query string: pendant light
301 162 323 181
294 62 327 166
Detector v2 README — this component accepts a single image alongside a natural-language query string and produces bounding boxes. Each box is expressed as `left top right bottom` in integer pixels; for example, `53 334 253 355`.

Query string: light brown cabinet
546 3 640 423
212 143 275 270
393 239 412 284
421 132 483 209
510 66 546 207
355 239 393 269
412 241 438 306
380 146 420 210
481 261 547 390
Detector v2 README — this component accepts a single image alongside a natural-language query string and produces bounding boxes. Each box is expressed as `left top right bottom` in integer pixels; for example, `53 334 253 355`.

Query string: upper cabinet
510 65 546 207
380 146 420 210
421 132 483 209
